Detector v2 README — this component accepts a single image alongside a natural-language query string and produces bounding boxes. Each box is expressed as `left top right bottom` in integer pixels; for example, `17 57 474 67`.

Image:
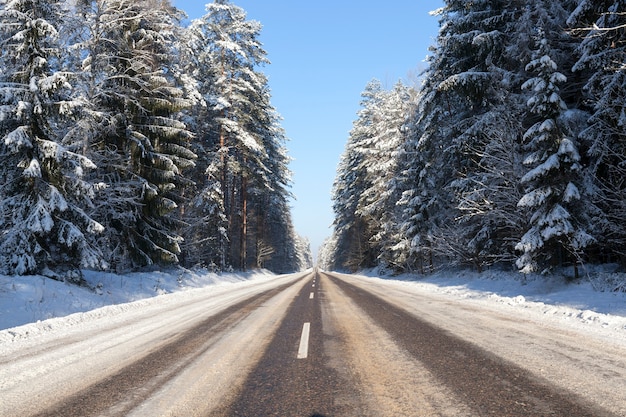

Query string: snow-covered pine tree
570 0 626 265
318 236 337 271
516 15 594 275
248 110 298 272
177 1 296 272
176 6 227 269
358 81 415 273
257 196 300 273
0 0 105 278
294 235 313 271
78 0 196 270
178 148 227 269
187 0 271 270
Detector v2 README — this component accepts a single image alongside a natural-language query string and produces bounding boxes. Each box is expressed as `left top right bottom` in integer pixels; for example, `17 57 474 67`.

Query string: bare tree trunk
219 49 230 269
253 199 266 269
240 175 248 271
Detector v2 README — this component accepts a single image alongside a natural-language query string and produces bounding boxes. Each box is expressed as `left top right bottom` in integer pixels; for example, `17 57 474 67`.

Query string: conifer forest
1 0 625 283
321 0 626 280
0 0 312 279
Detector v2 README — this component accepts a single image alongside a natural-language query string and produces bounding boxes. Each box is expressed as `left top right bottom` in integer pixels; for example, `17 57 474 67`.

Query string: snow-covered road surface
1 269 625 416
328 272 626 416
0 272 308 416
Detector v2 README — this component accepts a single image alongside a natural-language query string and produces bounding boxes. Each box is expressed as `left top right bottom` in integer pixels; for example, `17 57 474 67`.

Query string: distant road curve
1 270 624 416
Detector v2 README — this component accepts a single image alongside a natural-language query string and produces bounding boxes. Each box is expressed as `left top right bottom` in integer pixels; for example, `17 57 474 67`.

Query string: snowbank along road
1 270 625 416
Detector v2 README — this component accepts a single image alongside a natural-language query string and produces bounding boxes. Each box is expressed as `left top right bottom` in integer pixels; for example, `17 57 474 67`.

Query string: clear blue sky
172 1 444 259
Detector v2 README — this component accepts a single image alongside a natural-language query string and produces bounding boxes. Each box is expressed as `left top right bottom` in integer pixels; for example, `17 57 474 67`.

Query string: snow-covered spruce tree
398 0 512 272
330 80 385 272
78 0 196 271
515 22 594 275
452 108 527 270
0 0 105 278
569 0 626 265
416 0 531 270
395 80 446 273
383 123 421 273
440 0 536 271
398 0 587 273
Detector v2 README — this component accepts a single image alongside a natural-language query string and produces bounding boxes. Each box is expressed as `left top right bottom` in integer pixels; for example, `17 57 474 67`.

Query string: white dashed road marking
297 323 311 359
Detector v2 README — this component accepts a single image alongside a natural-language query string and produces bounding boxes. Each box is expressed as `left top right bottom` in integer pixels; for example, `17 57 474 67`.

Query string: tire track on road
325 272 617 417
215 272 367 417
31 279 298 417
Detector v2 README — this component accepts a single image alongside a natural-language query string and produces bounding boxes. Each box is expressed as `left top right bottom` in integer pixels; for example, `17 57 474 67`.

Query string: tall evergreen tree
397 1 523 271
247 110 296 272
0 0 305 276
187 0 272 270
441 0 532 270
359 81 414 272
570 0 626 264
0 0 105 278
78 0 196 270
177 11 227 269
330 80 385 271
515 8 594 274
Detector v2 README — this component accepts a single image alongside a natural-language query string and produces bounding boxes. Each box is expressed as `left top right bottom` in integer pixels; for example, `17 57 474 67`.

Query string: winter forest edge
2 0 626 290
0 0 313 282
320 0 626 289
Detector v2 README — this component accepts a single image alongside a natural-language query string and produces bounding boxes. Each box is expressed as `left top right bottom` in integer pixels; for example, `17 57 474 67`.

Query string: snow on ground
1 265 625 347
0 268 277 332
360 265 626 345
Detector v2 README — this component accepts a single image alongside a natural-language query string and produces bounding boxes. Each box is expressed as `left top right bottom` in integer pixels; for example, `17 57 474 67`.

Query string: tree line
321 0 625 279
0 0 312 280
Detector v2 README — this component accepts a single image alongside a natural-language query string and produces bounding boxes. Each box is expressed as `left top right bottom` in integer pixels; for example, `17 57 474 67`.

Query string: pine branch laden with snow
76 0 199 270
0 0 105 277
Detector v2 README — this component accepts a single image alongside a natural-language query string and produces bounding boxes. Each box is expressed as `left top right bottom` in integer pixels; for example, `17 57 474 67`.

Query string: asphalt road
1 270 624 416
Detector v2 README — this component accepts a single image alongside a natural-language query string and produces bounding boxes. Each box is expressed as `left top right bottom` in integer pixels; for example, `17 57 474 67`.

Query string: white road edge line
309 292 314 299
297 322 311 359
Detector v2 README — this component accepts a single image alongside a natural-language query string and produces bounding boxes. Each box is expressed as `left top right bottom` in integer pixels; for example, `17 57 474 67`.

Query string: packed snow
361 266 626 345
0 268 277 334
